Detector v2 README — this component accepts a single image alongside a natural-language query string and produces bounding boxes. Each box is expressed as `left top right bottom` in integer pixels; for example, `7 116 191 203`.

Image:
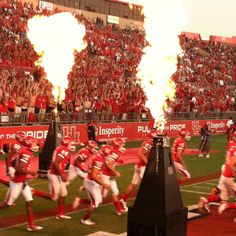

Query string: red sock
58 204 64 216
178 179 185 185
27 208 34 226
32 189 51 200
122 193 128 202
114 200 121 211
80 198 91 204
207 194 221 203
82 212 91 221
227 203 236 209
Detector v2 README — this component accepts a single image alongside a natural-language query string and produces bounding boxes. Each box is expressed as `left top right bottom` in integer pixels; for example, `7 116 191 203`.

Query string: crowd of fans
0 0 236 122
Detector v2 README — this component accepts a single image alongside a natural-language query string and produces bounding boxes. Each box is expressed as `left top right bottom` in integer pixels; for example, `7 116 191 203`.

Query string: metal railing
0 110 235 126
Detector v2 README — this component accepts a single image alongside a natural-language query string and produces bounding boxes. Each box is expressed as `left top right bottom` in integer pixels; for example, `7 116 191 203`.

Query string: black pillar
128 135 187 236
38 115 62 177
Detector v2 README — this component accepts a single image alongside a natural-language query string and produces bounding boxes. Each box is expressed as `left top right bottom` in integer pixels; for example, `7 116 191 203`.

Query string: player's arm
176 148 187 169
16 155 37 177
54 155 68 182
105 158 120 177
137 147 148 164
91 167 109 189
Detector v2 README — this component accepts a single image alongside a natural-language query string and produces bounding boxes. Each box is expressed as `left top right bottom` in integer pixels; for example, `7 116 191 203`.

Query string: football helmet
86 140 98 153
112 138 126 152
147 129 158 139
23 136 39 152
78 148 90 161
179 128 191 141
100 145 113 155
15 131 26 144
61 136 76 152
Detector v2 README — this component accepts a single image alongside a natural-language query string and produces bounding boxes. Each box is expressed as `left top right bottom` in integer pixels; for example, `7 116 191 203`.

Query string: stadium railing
0 109 236 126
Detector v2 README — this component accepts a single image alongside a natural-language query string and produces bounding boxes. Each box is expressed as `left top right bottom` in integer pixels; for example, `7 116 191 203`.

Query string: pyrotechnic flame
27 12 86 102
130 0 186 131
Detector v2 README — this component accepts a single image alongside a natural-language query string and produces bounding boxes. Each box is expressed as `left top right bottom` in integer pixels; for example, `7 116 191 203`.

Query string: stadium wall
0 119 227 146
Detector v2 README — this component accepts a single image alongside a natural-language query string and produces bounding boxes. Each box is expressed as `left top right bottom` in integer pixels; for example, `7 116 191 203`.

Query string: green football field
0 134 227 236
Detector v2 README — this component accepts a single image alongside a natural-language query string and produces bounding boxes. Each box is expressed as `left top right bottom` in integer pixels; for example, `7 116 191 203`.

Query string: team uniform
48 145 71 201
101 138 126 215
67 139 99 183
120 136 154 211
47 136 75 220
5 148 34 206
0 136 42 231
84 153 105 208
67 148 91 182
102 148 121 197
131 140 152 185
172 137 190 180
73 147 110 226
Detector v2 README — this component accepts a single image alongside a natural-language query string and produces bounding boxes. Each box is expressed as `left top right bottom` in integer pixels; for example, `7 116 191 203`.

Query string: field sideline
0 134 227 235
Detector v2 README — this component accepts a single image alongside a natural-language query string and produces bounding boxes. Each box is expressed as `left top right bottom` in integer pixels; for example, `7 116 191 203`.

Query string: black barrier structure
38 114 62 177
128 135 187 236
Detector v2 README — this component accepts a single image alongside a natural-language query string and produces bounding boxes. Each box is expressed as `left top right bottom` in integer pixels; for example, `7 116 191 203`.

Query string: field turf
0 134 227 235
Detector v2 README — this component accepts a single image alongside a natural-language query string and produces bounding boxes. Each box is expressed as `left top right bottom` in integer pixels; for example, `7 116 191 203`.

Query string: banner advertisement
0 119 227 146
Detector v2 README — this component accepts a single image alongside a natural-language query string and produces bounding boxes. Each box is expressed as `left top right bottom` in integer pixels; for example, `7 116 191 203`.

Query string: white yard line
181 189 209 195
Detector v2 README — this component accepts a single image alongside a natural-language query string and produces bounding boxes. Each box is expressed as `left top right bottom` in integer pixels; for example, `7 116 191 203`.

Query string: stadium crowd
0 0 236 121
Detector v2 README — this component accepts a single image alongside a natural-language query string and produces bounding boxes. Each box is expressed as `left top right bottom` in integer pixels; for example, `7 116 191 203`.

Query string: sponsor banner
0 119 227 146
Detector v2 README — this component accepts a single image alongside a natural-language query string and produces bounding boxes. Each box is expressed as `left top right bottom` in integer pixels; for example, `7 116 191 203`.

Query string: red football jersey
223 147 236 178
72 148 91 172
49 145 71 176
12 148 33 183
172 137 186 162
87 154 105 181
102 147 121 176
136 140 152 168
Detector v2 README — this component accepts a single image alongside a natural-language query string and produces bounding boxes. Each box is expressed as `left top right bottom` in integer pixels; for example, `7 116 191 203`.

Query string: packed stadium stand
0 0 236 124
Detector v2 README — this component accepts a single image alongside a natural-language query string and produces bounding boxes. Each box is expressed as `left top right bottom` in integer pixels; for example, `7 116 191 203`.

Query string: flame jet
27 12 87 102
128 0 187 131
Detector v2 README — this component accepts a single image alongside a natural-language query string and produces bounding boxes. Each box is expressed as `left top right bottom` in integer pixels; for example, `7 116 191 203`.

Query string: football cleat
119 199 128 213
72 197 80 210
26 225 43 231
81 218 96 226
218 202 227 214
198 153 203 158
198 197 210 213
206 154 210 158
56 215 71 220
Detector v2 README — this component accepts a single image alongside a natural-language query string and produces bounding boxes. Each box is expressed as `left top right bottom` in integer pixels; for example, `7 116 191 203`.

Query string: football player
119 132 155 211
72 145 110 226
0 136 43 231
101 138 126 215
47 136 76 220
172 128 191 185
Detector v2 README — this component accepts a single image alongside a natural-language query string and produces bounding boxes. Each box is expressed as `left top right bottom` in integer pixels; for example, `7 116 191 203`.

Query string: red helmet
78 148 90 160
147 129 158 139
22 136 39 152
179 128 191 140
15 131 26 144
61 136 76 152
100 145 113 155
112 138 124 147
112 138 126 152
86 140 98 153
142 139 153 151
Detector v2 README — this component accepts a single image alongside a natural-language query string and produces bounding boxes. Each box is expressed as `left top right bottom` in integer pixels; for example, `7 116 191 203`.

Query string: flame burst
132 0 186 131
27 12 86 102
